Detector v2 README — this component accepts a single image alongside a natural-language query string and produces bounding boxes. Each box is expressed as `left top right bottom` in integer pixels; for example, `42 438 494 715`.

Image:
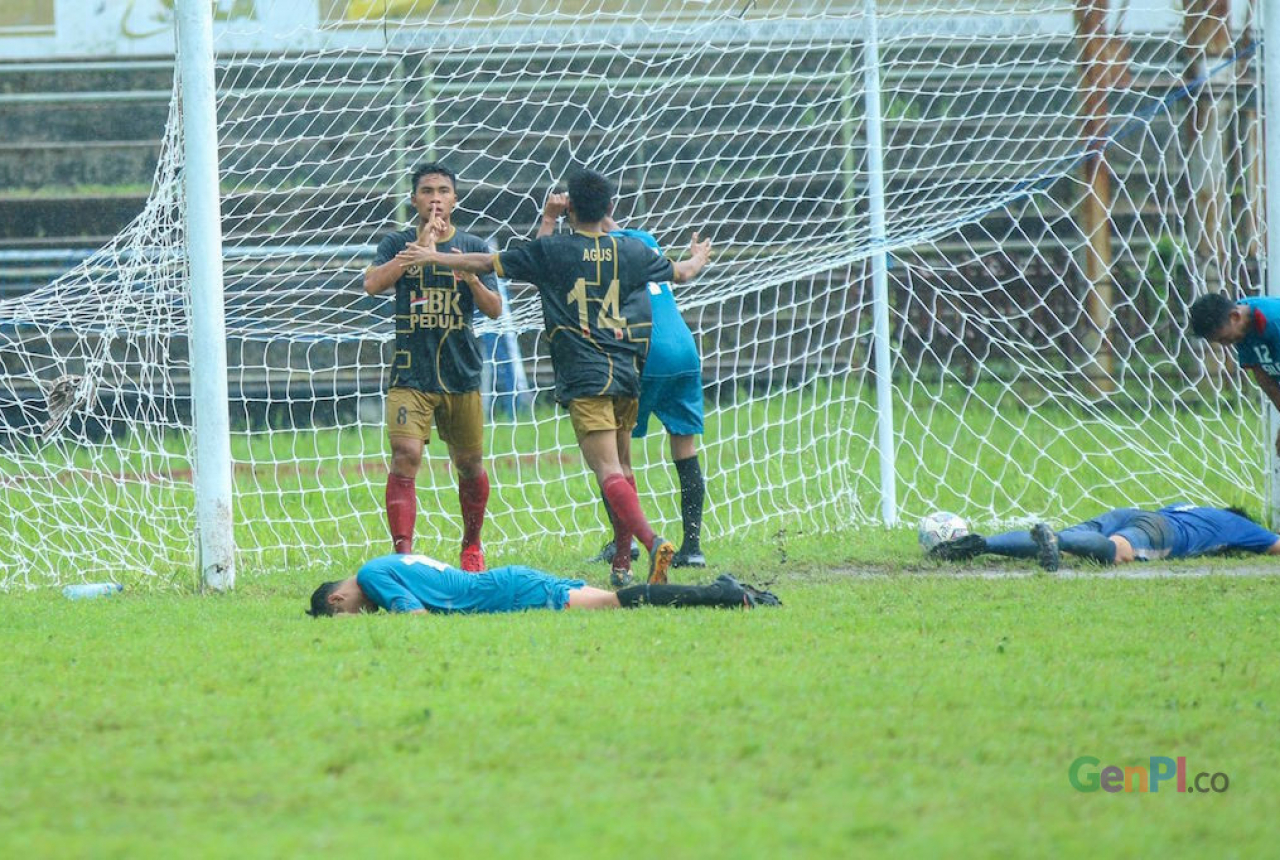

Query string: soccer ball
918 511 969 552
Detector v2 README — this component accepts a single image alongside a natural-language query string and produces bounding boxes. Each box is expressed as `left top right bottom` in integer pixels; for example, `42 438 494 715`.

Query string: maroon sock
386 474 416 554
602 473 656 553
611 473 637 567
458 469 490 548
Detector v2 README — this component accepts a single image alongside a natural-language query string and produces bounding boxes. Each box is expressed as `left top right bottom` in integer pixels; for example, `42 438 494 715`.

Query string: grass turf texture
0 385 1266 588
2 570 1278 857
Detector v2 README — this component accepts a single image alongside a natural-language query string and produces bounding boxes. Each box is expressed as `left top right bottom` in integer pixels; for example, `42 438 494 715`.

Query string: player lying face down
930 504 1280 571
307 553 780 616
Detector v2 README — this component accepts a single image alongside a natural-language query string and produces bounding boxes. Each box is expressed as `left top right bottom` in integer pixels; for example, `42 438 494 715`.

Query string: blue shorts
497 565 585 612
1068 509 1175 561
633 372 704 439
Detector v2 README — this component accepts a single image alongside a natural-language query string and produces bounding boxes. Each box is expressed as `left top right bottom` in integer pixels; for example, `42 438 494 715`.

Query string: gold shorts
386 387 483 452
568 396 639 439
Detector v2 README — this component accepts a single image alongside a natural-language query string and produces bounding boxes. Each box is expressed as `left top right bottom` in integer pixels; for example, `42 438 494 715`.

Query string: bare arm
365 217 446 296
1267 539 1280 556
1250 367 1280 456
450 251 502 319
537 192 568 239
363 259 407 296
1250 366 1280 412
670 232 713 284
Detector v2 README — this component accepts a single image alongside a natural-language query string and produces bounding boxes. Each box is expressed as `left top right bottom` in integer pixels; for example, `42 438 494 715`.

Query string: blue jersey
1234 297 1280 381
610 228 700 378
356 554 542 614
1157 504 1278 558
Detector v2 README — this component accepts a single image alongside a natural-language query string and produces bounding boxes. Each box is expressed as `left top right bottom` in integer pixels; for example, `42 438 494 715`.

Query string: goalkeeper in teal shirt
1189 293 1280 454
307 554 779 616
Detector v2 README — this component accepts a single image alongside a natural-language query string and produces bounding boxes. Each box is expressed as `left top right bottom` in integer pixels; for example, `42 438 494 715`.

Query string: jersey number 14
568 278 626 332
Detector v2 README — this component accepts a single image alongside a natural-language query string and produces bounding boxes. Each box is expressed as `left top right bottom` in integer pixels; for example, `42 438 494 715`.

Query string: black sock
616 582 742 609
673 455 704 551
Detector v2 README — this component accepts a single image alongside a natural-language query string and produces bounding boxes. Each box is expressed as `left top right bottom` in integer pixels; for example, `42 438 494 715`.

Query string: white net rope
0 0 1266 586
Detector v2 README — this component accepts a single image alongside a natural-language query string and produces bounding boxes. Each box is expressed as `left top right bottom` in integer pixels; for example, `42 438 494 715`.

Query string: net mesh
0 0 1267 586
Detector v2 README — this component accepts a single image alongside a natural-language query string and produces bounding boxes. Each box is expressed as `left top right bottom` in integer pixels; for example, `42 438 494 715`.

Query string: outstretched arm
670 232 713 284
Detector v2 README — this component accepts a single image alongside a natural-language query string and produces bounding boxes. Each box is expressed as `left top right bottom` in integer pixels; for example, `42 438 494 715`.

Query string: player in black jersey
417 169 712 588
363 163 502 572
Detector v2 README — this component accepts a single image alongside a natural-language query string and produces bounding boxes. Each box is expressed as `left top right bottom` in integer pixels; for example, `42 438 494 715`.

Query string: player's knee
390 444 422 477
453 451 483 479
1109 536 1135 563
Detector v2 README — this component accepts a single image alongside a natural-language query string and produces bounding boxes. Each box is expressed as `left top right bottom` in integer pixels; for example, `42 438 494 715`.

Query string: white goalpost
0 0 1274 588
176 0 235 592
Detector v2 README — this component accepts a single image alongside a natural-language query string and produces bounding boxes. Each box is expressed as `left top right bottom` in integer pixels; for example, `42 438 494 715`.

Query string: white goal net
0 0 1268 587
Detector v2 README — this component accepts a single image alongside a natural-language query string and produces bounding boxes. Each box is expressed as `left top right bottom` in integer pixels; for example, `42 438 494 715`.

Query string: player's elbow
1267 539 1280 556
363 274 382 296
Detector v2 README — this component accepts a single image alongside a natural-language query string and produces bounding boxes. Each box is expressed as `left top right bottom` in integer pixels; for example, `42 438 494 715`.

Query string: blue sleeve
356 569 426 613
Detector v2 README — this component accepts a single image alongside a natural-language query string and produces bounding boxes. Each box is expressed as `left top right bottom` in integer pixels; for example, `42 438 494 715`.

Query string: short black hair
411 162 456 192
566 169 614 223
1188 293 1235 339
1224 506 1256 523
307 581 341 617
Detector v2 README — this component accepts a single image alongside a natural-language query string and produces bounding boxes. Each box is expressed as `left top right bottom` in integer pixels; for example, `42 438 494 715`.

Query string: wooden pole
1075 0 1117 395
1183 0 1232 387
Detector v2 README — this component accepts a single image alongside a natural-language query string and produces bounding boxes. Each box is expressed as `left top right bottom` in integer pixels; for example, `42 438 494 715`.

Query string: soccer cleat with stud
647 537 676 584
929 533 987 562
672 547 706 569
715 573 782 608
1030 523 1060 572
459 544 486 573
590 538 641 564
609 567 634 589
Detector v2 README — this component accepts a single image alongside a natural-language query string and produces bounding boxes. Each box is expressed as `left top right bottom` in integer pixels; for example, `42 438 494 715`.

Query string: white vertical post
1266 0 1280 526
176 0 235 590
862 0 897 526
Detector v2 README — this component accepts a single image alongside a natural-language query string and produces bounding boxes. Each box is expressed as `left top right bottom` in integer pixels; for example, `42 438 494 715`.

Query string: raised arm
537 192 568 239
670 232 713 284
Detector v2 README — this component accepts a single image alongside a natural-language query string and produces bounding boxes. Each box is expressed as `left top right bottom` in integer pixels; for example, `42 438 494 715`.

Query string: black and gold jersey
495 231 673 403
373 226 498 394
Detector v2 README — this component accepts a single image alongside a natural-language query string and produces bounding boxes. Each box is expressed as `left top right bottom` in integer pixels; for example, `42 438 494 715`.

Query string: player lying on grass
930 504 1280 571
306 553 780 616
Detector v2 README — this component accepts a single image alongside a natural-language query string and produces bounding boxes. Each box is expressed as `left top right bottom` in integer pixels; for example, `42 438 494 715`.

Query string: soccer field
2 564 1277 857
0 387 1263 589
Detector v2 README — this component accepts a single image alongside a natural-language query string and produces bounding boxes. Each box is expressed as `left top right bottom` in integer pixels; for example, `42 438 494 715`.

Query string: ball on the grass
918 511 969 552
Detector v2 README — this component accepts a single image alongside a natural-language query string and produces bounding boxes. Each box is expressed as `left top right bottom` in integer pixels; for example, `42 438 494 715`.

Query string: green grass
0 383 1267 588
2 569 1278 857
